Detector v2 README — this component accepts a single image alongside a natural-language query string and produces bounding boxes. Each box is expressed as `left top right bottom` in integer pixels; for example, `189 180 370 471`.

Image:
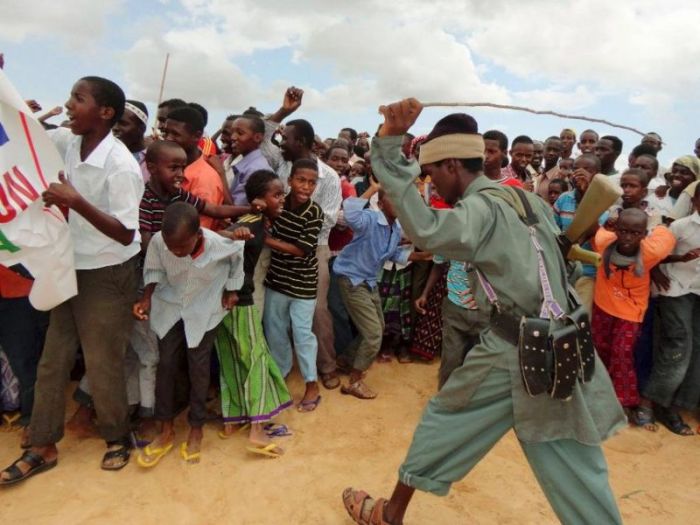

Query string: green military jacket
372 135 626 445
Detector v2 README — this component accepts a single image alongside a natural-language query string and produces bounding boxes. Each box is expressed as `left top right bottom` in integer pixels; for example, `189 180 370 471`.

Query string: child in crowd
607 168 661 227
415 256 488 389
68 140 262 431
134 203 244 467
643 182 700 435
1 77 144 485
547 178 569 207
591 208 675 420
161 107 225 229
215 170 293 458
334 180 430 399
263 159 325 412
557 157 574 180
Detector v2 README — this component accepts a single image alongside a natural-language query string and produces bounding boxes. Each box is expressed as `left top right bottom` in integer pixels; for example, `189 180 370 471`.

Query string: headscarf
673 155 700 198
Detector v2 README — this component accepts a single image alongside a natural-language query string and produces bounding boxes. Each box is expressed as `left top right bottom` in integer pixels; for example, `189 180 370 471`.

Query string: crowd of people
0 65 699 521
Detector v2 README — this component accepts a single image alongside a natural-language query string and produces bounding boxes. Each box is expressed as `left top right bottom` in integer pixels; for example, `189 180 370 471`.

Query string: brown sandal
342 488 390 525
321 372 340 390
341 380 377 400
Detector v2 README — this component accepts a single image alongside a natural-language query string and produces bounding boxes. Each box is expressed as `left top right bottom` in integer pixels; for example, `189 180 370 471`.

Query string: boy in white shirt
1 77 144 485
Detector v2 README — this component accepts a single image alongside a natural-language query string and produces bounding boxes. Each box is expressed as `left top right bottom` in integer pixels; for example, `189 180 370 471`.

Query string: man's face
326 147 350 176
632 156 657 182
483 139 504 172
544 139 562 167
641 134 662 153
232 118 262 156
219 119 236 155
531 142 544 170
156 106 171 134
595 139 617 169
560 130 575 154
423 160 460 205
338 130 355 146
112 109 144 151
670 163 696 192
509 142 534 172
578 131 598 154
280 125 303 162
162 119 200 152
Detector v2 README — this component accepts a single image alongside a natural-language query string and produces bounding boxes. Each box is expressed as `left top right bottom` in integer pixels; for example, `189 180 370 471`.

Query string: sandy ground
1 359 699 525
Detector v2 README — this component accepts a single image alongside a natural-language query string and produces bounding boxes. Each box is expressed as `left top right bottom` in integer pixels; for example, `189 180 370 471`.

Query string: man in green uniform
342 99 626 525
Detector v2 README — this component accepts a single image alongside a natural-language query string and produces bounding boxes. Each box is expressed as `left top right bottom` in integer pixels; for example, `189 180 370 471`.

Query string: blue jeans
263 288 318 382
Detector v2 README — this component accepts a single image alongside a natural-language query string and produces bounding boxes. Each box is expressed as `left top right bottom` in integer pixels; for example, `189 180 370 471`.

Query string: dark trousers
328 259 355 359
643 293 700 408
438 299 488 389
29 257 138 446
155 321 217 428
0 297 49 426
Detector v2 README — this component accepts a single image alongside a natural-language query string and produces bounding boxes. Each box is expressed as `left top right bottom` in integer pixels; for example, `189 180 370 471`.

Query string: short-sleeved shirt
139 183 205 235
554 190 608 277
50 128 143 270
230 149 272 206
264 196 324 299
182 156 225 230
659 213 700 297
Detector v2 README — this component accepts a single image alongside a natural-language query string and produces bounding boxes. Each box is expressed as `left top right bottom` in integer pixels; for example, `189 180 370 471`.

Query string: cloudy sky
1 0 698 167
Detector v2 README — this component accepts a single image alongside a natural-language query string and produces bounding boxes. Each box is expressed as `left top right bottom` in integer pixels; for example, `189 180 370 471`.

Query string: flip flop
246 443 283 459
217 422 250 440
1 413 20 432
264 424 293 437
297 395 322 413
0 451 57 486
180 442 201 464
136 442 174 468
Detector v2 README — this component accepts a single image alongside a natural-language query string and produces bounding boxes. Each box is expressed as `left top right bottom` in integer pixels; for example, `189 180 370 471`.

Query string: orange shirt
182 156 225 230
593 226 676 322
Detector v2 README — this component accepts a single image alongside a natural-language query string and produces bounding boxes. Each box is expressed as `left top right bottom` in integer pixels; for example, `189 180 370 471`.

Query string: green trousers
399 366 622 525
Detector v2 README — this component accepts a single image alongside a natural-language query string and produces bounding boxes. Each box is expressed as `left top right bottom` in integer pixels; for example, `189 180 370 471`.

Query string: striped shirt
264 196 324 299
554 190 609 278
143 228 244 347
139 183 205 235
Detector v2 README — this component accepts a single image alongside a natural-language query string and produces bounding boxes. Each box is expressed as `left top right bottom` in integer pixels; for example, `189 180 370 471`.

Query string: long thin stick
422 101 645 137
157 53 170 107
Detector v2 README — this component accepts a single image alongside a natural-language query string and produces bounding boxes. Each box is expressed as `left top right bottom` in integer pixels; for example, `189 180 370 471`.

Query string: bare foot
20 427 31 449
66 405 98 439
185 427 203 457
248 422 285 453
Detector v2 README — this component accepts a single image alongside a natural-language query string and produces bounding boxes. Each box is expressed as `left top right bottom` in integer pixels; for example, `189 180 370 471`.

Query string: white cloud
0 1 121 47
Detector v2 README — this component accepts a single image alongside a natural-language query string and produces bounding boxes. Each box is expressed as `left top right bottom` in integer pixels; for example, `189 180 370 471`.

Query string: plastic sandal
246 443 283 459
136 442 174 468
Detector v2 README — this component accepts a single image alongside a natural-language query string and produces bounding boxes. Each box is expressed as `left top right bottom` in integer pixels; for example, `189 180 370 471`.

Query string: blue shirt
333 197 410 287
230 149 272 206
554 190 608 277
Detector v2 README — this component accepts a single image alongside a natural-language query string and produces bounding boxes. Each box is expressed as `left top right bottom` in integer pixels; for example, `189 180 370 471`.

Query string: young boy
591 208 675 415
228 116 272 206
643 183 700 435
607 168 661 228
263 159 325 411
162 107 225 229
134 202 244 467
547 178 569 207
333 180 429 399
558 157 575 180
1 77 144 485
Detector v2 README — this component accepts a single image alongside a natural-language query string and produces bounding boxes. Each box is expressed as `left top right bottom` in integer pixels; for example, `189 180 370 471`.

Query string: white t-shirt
50 128 143 270
658 214 700 297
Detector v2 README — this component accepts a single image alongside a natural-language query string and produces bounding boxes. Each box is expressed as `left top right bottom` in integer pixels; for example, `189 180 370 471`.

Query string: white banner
0 69 77 310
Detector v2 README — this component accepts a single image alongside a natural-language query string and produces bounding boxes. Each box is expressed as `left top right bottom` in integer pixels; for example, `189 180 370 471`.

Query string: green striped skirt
215 305 292 423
